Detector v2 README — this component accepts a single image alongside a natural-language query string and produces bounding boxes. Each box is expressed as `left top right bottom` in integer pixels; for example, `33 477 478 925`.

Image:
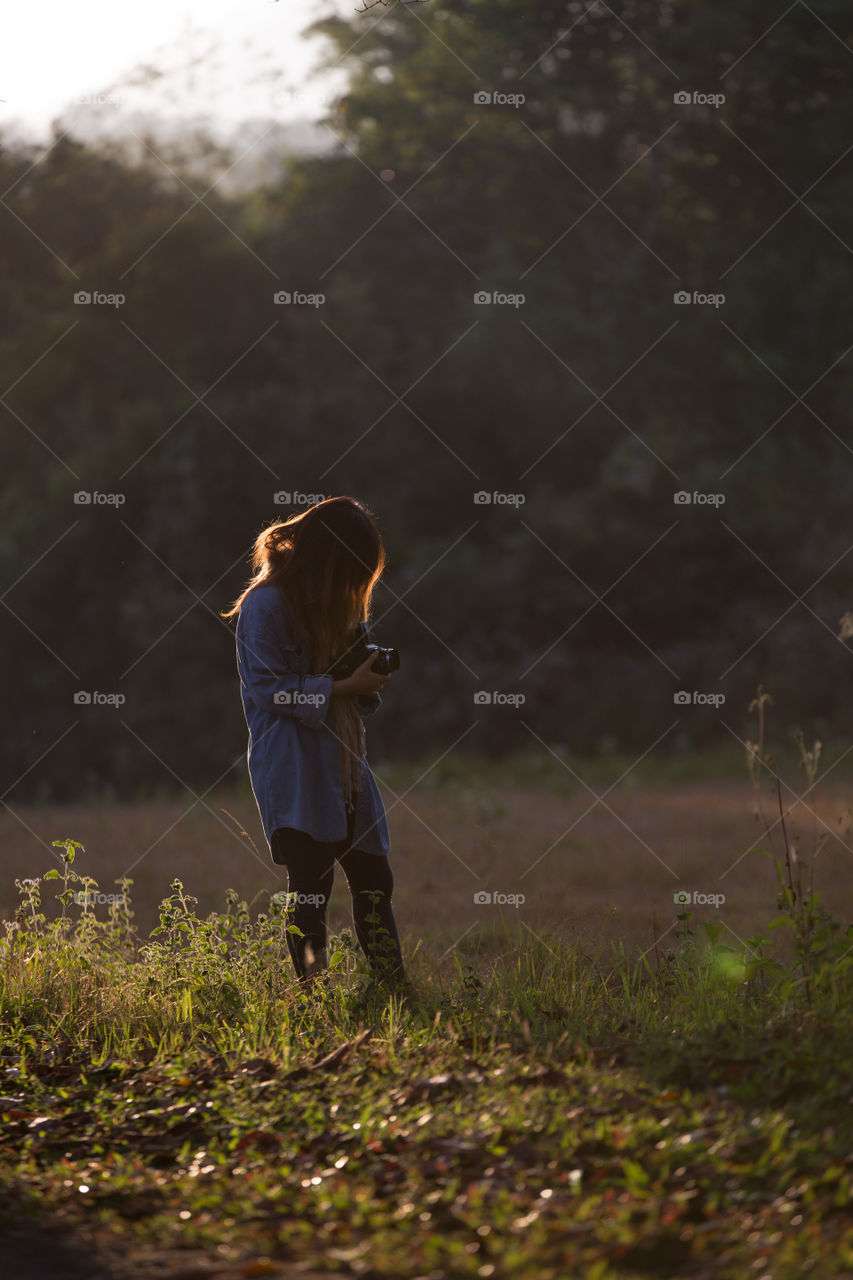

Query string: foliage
4 696 853 1274
3 836 853 1275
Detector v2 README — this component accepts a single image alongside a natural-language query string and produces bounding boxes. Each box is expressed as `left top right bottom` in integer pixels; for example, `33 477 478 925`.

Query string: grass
2 687 853 1278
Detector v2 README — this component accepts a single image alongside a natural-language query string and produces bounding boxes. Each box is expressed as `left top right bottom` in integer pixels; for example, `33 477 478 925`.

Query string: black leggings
271 806 404 984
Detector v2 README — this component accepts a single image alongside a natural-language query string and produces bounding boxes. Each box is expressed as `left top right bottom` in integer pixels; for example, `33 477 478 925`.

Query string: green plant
744 685 853 1008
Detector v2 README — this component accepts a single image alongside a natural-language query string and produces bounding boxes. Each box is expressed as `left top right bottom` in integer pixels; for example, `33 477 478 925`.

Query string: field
2 745 853 1279
5 744 853 951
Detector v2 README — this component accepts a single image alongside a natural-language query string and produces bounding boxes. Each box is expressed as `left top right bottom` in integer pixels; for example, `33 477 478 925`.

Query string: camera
327 622 400 679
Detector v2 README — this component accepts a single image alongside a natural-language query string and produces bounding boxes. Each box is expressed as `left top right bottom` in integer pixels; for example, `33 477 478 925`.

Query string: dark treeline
2 0 853 803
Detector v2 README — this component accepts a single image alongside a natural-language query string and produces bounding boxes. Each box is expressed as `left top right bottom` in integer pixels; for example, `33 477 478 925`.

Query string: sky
0 0 358 142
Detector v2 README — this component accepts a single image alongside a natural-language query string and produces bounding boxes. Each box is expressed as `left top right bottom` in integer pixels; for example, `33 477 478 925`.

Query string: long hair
222 497 387 808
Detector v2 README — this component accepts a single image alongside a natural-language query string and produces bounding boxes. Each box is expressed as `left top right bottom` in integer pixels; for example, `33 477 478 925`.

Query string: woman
222 496 406 993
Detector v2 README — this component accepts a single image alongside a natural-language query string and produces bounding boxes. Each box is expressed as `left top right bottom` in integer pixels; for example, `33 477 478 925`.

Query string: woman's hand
332 652 392 697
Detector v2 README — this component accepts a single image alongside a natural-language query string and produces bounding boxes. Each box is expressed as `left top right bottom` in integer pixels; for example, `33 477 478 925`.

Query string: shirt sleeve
237 599 333 730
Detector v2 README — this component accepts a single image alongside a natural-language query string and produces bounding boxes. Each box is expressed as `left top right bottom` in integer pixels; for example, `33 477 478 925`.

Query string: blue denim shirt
235 583 390 858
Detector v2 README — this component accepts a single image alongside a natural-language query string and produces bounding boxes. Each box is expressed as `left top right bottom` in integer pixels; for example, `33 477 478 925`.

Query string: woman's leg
337 847 406 983
271 827 338 982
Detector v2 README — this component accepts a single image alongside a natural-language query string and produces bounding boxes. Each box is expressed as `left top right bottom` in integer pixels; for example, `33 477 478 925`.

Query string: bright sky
1 0 356 140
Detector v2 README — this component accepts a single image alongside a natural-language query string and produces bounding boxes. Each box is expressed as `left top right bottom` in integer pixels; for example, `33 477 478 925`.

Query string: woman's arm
237 601 333 730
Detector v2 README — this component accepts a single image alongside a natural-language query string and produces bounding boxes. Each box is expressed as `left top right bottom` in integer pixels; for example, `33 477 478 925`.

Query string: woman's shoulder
238 582 284 625
238 583 300 647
